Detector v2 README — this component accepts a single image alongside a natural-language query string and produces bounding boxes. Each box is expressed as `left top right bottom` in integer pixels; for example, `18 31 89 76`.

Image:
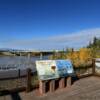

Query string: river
0 55 49 79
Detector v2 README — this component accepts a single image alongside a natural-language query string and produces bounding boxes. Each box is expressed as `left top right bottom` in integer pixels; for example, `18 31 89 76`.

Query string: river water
0 55 49 79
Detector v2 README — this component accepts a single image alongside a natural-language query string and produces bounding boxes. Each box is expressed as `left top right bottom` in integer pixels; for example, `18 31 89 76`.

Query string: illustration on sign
36 60 74 80
36 60 59 80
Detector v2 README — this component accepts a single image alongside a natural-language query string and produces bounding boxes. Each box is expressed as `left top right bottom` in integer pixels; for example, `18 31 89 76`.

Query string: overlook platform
1 76 100 100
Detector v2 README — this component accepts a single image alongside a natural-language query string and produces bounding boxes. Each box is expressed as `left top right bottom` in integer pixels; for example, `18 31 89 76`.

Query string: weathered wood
92 59 95 75
59 78 65 89
67 76 72 87
49 80 55 92
26 68 32 92
39 80 46 94
77 74 93 79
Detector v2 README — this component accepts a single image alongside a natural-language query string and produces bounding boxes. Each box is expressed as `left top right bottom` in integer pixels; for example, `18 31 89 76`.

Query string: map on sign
56 60 74 77
36 60 74 80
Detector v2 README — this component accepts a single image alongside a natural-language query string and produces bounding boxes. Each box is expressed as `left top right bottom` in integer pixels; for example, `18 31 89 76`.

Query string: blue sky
0 0 100 50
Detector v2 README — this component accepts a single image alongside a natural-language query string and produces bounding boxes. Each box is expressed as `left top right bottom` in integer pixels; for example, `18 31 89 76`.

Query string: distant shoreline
0 51 53 57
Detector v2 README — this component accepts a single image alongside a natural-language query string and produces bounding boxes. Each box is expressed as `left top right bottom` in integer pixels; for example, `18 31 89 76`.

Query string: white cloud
0 28 100 50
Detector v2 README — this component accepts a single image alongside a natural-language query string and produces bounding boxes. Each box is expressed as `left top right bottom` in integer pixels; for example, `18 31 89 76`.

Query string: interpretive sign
56 60 74 77
95 59 100 74
36 60 74 80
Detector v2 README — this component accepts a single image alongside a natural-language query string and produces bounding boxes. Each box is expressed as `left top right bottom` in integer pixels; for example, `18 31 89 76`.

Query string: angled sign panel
36 60 74 80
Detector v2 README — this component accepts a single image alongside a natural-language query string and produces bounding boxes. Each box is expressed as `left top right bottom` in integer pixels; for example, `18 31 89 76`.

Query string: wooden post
39 80 46 95
18 69 20 77
67 76 72 87
49 80 55 92
92 59 95 75
59 78 65 89
65 77 67 87
26 68 32 92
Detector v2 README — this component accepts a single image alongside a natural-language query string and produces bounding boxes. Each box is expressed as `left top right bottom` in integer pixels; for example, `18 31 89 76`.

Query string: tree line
49 37 100 68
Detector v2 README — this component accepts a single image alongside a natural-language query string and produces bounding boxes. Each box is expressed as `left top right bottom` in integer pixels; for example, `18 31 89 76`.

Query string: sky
0 0 100 50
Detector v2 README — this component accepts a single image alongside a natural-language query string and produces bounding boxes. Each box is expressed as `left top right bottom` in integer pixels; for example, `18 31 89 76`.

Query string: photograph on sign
36 60 74 80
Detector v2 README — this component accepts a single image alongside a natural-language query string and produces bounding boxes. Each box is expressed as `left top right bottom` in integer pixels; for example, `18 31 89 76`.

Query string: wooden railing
0 59 100 95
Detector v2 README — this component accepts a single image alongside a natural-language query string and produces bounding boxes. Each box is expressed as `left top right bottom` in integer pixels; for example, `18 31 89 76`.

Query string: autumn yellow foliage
49 48 99 68
67 48 92 67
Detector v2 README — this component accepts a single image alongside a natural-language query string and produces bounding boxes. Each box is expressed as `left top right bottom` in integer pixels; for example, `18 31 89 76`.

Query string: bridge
0 49 54 56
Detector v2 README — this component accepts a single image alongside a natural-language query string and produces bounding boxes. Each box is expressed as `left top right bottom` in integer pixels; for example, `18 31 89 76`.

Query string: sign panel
36 60 74 80
36 60 59 80
56 60 74 77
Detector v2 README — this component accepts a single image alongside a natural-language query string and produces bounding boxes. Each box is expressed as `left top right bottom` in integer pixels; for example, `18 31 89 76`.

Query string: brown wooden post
49 80 55 92
92 59 95 75
26 68 32 92
39 80 46 95
67 76 72 87
18 69 20 77
59 78 65 89
65 77 67 87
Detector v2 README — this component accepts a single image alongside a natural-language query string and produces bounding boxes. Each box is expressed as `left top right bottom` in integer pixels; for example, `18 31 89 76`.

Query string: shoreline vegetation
49 37 100 68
